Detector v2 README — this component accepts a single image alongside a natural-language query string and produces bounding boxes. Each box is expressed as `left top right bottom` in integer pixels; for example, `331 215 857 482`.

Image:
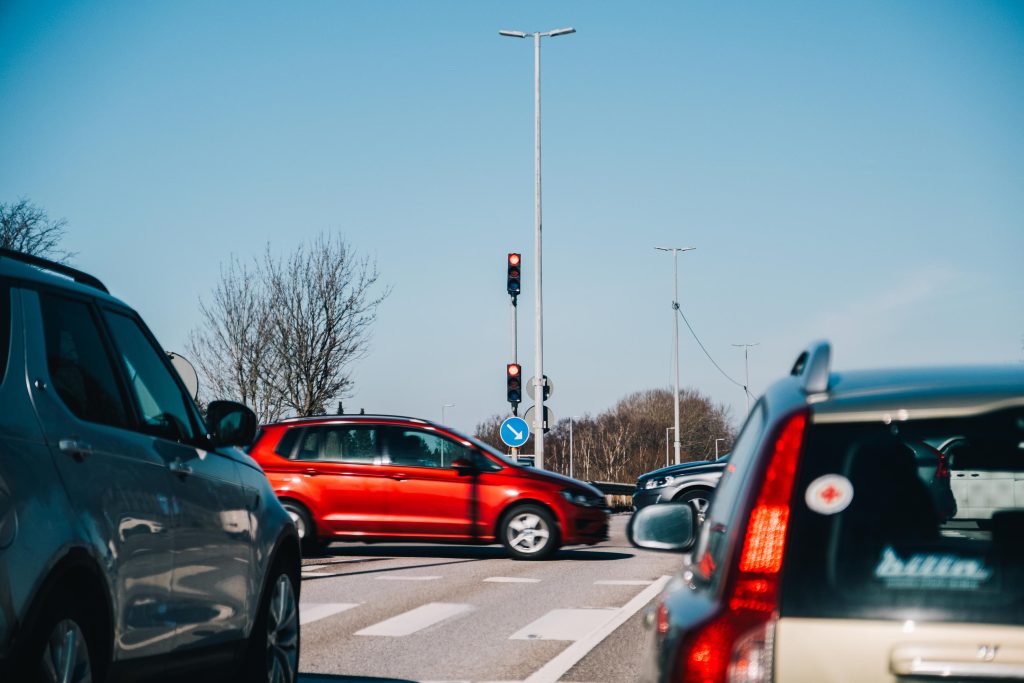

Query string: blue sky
2 1 1022 437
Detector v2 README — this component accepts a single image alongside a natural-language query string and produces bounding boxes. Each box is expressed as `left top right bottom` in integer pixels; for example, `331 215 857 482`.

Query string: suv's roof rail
790 340 831 394
0 247 109 293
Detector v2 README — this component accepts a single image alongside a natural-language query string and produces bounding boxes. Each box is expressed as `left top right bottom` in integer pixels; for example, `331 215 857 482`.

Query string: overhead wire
674 304 756 401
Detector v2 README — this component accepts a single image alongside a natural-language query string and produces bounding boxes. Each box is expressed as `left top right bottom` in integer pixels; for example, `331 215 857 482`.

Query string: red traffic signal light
507 253 521 297
506 363 522 403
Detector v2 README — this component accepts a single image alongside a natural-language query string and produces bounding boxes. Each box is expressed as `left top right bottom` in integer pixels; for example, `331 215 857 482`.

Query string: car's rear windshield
781 405 1024 626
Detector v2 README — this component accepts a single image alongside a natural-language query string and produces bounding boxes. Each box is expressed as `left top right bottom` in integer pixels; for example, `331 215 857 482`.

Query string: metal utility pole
569 415 581 479
655 246 695 465
500 26 575 471
732 343 759 415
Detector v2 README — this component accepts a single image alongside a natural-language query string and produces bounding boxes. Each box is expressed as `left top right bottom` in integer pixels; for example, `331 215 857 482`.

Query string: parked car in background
934 435 1023 524
632 458 728 524
249 415 610 560
629 341 1024 683
0 249 302 683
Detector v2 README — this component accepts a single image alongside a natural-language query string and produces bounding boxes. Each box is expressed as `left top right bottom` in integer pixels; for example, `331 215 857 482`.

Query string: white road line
484 577 541 583
524 575 671 683
300 603 359 626
510 608 617 641
374 575 442 581
594 579 654 586
355 602 474 637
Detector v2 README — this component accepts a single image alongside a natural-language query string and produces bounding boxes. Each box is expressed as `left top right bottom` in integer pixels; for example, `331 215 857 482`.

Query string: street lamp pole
441 403 455 425
569 415 581 479
656 246 695 465
715 437 725 460
500 26 575 471
732 343 759 414
665 427 675 467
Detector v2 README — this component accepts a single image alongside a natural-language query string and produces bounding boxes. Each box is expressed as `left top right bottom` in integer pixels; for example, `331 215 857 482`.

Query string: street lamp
656 246 695 465
732 343 759 415
715 438 725 460
569 415 581 479
441 403 455 425
500 26 576 472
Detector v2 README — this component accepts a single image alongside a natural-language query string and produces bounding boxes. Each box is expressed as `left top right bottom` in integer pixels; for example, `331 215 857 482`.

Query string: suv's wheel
674 489 713 526
20 591 107 683
500 504 560 560
281 500 326 556
238 559 300 683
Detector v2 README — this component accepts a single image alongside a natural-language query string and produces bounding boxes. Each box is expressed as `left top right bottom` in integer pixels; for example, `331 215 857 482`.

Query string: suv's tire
237 559 300 683
500 504 560 560
674 488 713 526
281 500 326 556
18 590 107 683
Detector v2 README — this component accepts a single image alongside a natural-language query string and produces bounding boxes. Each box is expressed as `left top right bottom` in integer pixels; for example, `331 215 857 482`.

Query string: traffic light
507 253 521 297
506 363 522 404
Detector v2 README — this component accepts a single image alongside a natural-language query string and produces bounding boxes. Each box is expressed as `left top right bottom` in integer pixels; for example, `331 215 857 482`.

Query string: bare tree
0 199 73 262
264 233 390 416
186 256 285 423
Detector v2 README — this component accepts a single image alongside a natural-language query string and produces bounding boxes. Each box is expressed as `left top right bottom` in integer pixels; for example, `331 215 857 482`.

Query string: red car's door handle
304 467 318 476
391 473 408 481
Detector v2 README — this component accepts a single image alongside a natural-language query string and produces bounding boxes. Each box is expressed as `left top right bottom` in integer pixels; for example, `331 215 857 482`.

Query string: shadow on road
299 675 416 683
309 543 633 562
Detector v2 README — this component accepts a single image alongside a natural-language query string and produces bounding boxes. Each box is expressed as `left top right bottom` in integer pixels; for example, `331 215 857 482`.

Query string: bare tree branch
0 198 74 263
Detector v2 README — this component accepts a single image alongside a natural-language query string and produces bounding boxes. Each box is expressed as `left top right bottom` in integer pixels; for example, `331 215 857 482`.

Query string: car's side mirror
207 400 258 448
451 457 476 473
627 503 696 552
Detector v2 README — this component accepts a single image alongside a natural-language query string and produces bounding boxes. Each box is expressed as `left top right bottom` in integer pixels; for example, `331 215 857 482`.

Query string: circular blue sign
500 416 531 448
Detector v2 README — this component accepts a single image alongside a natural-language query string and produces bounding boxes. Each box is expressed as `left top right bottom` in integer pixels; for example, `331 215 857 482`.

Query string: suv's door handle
169 459 193 477
59 439 93 461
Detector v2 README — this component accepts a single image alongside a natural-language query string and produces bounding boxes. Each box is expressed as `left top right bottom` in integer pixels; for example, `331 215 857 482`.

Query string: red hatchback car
248 415 609 559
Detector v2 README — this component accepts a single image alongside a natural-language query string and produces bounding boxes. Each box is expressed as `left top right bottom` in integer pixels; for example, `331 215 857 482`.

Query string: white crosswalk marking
300 602 359 625
483 576 541 583
355 602 474 637
594 579 654 586
509 608 617 641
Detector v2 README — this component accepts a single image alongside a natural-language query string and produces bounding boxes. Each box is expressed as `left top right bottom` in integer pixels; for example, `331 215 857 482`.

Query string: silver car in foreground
0 248 301 682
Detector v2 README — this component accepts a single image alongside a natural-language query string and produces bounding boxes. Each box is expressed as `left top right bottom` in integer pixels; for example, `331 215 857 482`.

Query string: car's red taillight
679 411 808 683
935 450 950 479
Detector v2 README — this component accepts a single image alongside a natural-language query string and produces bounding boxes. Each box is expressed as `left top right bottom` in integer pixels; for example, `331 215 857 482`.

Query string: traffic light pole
511 296 518 416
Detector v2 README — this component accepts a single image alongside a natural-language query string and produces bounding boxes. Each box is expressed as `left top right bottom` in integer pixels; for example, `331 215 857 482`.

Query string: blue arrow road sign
500 416 530 448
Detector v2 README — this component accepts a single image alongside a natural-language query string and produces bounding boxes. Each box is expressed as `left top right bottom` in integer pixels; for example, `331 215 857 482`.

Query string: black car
628 341 1024 682
632 458 728 524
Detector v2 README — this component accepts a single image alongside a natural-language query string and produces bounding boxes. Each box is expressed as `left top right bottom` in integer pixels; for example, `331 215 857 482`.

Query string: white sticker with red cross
805 474 854 515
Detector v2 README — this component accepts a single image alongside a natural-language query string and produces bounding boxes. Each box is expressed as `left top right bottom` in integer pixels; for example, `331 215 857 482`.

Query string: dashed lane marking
300 603 359 626
355 602 474 637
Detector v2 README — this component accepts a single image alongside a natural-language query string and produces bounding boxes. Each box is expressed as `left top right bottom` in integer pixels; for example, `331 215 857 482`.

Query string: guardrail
589 481 634 512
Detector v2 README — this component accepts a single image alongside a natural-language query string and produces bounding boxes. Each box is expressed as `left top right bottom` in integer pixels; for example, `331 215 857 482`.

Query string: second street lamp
500 26 576 471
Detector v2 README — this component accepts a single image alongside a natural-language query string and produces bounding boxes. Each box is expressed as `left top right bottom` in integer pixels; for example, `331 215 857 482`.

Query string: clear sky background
2 1 1022 439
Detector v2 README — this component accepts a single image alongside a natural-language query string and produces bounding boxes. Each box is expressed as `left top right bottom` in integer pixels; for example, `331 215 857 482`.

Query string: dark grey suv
0 249 301 682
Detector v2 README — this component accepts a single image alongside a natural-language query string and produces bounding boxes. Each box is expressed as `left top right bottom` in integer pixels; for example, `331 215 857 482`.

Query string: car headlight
561 489 603 507
644 475 677 490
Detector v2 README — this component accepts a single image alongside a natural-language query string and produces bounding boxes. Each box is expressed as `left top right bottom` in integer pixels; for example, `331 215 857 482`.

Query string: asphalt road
295 513 684 683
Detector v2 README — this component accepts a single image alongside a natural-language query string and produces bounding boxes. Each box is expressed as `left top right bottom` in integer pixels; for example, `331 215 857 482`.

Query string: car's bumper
632 488 664 510
562 507 610 545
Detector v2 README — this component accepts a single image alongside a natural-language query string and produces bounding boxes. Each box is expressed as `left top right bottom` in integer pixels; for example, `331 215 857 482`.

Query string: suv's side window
387 428 472 469
102 309 198 442
691 399 767 586
39 293 131 428
0 282 10 385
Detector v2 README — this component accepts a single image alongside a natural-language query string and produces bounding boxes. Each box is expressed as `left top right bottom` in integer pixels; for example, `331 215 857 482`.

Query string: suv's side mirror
207 400 258 448
627 503 696 552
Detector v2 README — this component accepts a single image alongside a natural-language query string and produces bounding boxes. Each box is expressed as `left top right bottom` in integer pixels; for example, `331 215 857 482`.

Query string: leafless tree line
0 199 73 262
187 232 390 422
474 388 735 484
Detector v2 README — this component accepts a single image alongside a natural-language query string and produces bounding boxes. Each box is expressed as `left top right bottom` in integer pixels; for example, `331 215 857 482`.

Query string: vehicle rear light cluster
678 411 808 683
935 450 950 479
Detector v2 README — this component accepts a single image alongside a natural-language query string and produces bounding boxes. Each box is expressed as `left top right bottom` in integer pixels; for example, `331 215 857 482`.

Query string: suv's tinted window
386 428 472 469
288 425 380 463
0 283 9 384
40 293 131 428
782 406 1024 626
103 310 197 442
